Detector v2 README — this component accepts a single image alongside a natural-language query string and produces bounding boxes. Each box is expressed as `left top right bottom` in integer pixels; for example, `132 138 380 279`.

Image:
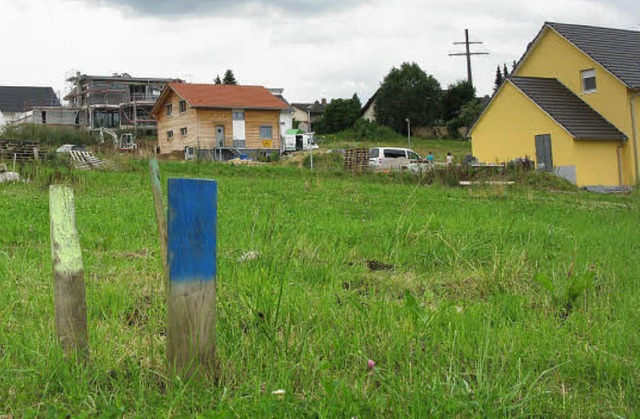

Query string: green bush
257 151 281 163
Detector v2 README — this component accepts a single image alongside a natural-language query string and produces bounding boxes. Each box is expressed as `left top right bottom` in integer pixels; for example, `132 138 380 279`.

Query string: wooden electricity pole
448 29 489 88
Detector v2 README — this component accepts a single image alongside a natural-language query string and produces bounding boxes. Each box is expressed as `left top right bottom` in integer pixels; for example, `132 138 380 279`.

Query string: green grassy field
1 159 639 416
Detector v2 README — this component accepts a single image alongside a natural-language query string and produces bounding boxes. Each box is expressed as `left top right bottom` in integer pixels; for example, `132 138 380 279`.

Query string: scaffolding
63 71 180 134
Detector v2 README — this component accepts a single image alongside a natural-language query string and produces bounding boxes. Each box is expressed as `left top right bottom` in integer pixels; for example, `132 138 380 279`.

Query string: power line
448 29 489 88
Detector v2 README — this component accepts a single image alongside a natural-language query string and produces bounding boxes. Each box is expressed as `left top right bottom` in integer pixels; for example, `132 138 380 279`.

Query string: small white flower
272 389 286 396
238 251 260 262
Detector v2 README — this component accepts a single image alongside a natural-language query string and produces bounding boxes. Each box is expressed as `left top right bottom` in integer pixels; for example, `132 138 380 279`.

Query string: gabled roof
0 86 60 113
519 22 640 89
360 90 378 116
156 83 289 114
291 102 325 114
509 76 626 140
268 88 293 113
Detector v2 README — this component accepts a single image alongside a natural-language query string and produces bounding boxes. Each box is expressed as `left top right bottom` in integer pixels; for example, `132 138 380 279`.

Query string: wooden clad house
469 22 640 188
151 83 289 158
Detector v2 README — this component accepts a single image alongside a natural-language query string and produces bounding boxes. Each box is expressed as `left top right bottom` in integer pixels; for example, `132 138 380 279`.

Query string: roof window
581 69 596 93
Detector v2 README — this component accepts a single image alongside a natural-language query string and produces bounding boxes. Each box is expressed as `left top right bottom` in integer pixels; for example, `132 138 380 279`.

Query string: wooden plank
156 90 200 154
148 159 168 270
166 178 217 379
49 185 89 360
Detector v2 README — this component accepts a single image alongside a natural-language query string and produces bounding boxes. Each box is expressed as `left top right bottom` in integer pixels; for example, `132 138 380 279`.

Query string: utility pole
448 29 489 88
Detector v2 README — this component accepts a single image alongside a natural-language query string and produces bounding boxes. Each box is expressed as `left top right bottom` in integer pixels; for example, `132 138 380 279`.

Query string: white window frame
179 100 187 113
232 111 245 121
167 130 174 140
180 127 188 136
166 103 173 117
581 69 597 93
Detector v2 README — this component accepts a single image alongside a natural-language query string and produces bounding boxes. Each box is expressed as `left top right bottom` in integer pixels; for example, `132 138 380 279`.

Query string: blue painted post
166 178 217 379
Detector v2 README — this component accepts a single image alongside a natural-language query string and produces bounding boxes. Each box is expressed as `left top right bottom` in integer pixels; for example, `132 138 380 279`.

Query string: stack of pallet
70 150 120 171
0 139 40 161
344 148 369 173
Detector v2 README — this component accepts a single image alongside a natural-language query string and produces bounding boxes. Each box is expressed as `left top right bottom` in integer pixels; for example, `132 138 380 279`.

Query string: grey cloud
92 0 365 16
583 0 640 23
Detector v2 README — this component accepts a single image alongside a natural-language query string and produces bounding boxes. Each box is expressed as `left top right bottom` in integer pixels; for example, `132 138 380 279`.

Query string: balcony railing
130 93 161 102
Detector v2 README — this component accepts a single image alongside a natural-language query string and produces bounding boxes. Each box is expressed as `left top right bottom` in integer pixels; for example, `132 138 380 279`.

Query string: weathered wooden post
166 178 217 379
49 185 89 360
149 159 168 269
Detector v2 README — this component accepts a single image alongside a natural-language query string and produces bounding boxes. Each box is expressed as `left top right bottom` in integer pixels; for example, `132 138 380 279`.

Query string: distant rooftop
66 72 181 84
0 86 60 113
291 102 325 114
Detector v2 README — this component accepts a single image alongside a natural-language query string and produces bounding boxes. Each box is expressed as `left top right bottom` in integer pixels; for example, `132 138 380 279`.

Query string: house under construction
64 72 181 134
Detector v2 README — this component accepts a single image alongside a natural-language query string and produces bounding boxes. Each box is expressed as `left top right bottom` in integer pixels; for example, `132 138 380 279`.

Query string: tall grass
0 123 95 147
0 160 638 416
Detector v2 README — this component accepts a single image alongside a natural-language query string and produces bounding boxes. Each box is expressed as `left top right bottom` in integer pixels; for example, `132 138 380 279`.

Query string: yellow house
469 22 640 187
151 83 289 159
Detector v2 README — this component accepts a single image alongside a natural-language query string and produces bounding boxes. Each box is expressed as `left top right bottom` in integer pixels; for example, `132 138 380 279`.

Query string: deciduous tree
375 62 442 133
440 80 475 122
314 94 362 134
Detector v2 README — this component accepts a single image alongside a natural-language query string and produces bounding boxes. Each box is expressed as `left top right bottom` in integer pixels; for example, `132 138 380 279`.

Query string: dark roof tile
0 86 60 113
509 76 626 140
547 22 640 89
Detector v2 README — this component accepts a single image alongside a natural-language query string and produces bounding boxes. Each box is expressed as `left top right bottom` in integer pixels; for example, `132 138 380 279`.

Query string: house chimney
321 98 327 105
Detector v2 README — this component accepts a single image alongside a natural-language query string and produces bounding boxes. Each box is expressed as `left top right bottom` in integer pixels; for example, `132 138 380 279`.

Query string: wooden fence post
149 159 168 270
49 185 88 360
166 178 217 379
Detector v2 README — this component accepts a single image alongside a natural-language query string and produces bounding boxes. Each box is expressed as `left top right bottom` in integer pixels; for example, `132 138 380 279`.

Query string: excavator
99 128 138 152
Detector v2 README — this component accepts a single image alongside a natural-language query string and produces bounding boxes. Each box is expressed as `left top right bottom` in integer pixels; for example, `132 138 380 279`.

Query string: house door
216 125 225 147
535 134 553 172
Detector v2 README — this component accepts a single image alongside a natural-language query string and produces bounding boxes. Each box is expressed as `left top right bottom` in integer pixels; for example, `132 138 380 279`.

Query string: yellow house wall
471 81 621 186
632 91 640 183
573 140 622 186
515 28 635 184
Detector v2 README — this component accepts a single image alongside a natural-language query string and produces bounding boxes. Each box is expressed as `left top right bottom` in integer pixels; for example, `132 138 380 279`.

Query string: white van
369 147 421 169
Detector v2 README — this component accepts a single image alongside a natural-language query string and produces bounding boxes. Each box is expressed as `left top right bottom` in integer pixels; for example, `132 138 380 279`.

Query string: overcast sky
0 0 637 104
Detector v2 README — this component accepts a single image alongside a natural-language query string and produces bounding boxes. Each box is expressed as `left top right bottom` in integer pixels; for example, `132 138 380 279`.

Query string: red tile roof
168 83 289 110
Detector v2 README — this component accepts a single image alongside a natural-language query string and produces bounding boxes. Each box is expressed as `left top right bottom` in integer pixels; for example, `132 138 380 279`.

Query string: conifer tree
494 65 504 92
222 69 238 85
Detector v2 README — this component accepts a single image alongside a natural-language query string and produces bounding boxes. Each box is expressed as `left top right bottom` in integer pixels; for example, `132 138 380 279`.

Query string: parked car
369 147 421 169
56 144 87 153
